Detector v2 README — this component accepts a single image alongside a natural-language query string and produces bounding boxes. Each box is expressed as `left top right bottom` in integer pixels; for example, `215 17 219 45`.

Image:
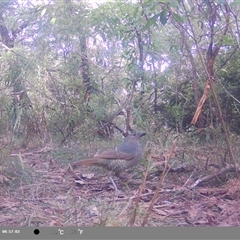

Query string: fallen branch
190 164 240 189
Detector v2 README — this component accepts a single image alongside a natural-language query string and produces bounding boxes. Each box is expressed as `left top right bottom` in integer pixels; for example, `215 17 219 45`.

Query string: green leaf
143 14 160 30
160 9 167 25
133 6 139 18
231 0 240 6
221 35 235 46
217 0 226 4
172 12 184 23
50 17 56 25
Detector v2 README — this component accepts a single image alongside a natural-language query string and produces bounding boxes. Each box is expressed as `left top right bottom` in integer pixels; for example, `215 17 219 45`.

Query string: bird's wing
94 149 134 160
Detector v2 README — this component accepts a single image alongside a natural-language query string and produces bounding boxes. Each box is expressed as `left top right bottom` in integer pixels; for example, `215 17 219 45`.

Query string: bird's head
126 132 146 141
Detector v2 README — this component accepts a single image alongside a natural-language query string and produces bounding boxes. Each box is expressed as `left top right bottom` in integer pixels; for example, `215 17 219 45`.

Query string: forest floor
0 136 240 227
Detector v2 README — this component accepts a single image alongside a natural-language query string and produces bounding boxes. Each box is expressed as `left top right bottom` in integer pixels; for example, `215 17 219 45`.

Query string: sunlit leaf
41 8 47 17
50 17 56 25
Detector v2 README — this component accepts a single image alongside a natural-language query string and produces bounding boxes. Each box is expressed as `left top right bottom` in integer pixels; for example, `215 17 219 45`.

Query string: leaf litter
0 143 240 226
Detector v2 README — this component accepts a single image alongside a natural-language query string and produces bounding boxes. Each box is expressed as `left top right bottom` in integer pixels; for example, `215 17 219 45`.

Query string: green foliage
0 0 240 148
217 54 240 134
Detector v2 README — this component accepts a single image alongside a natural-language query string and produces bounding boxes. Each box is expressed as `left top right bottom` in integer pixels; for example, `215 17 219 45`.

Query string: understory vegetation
0 0 240 226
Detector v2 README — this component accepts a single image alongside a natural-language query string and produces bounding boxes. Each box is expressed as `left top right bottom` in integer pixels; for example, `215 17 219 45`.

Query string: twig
129 147 152 226
141 141 176 226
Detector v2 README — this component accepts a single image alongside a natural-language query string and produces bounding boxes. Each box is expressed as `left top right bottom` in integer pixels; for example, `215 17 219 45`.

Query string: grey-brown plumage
72 132 146 190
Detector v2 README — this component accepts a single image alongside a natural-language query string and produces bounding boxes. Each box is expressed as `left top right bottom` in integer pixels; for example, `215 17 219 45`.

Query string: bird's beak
140 132 146 137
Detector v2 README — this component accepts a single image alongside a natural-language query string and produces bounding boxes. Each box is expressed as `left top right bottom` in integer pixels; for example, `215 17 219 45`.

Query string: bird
72 132 146 190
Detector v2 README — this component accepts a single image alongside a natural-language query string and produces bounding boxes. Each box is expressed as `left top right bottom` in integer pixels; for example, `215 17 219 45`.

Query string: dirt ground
0 140 240 227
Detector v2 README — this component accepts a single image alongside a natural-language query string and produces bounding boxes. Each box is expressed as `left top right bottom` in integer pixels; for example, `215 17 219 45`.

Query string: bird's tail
72 158 100 169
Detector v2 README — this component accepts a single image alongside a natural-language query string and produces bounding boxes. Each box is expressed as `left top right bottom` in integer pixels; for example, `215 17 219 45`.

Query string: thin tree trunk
80 35 91 101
